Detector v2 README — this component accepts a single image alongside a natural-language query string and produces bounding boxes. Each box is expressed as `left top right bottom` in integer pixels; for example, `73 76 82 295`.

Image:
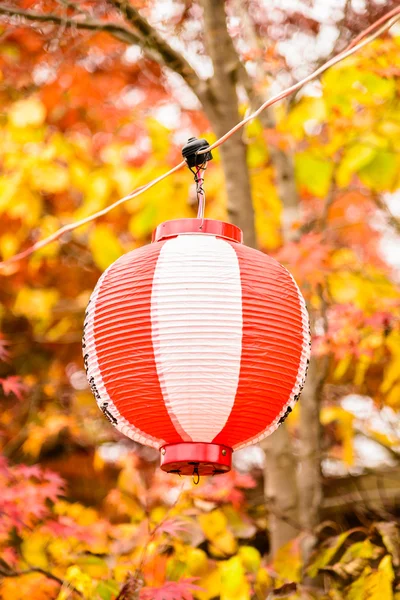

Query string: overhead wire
0 6 399 269
197 10 400 155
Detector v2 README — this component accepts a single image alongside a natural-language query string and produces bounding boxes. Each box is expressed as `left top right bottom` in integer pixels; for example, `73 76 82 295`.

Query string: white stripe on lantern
151 234 243 443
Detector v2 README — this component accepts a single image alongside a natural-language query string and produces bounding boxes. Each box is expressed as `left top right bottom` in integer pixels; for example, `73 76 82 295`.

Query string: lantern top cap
152 218 243 244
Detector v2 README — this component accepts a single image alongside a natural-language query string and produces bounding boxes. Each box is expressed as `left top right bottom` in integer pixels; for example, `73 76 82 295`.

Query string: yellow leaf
254 568 272 598
13 287 59 322
238 546 261 573
21 531 51 569
196 565 221 600
150 505 168 524
347 566 372 600
381 331 400 394
385 383 400 409
307 532 351 579
251 168 282 250
69 160 91 191
321 406 354 465
334 354 353 381
0 173 22 212
112 166 138 197
31 163 70 194
9 97 46 128
76 555 109 579
283 96 326 139
22 427 48 458
209 530 237 558
354 354 371 387
146 117 170 159
0 233 20 260
364 555 394 600
89 224 124 271
65 565 94 598
186 547 209 576
336 144 376 188
295 152 333 197
199 509 228 539
1 573 59 600
273 539 302 583
220 556 250 600
45 317 73 342
7 188 43 227
359 151 399 192
48 538 76 566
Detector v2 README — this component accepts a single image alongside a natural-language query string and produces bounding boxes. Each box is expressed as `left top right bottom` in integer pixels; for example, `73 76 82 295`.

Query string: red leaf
0 458 65 536
156 518 190 537
2 547 18 567
0 335 11 362
0 376 27 401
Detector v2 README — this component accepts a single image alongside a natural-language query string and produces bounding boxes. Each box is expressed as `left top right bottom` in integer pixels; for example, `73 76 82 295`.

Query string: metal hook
192 465 200 485
193 162 207 223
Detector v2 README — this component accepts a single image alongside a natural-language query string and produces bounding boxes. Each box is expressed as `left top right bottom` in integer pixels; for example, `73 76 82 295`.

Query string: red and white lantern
83 219 310 476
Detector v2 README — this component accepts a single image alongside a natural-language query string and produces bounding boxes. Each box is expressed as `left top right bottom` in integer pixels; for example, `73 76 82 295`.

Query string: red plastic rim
160 442 232 476
152 218 243 244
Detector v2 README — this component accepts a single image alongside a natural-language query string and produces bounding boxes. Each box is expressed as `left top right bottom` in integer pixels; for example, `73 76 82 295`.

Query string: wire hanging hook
192 465 200 485
182 137 213 224
192 161 208 221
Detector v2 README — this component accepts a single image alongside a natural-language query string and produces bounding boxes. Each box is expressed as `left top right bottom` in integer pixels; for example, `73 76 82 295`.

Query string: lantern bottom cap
160 442 232 477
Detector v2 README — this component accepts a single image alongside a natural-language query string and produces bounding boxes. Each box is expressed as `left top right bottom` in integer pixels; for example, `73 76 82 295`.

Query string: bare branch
0 3 209 107
55 0 89 16
0 564 83 597
0 5 140 45
106 0 203 97
374 194 400 236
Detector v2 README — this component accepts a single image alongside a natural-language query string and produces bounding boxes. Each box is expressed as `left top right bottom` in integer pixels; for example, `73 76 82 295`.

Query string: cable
0 7 399 269
0 161 185 267
197 10 400 155
347 5 400 51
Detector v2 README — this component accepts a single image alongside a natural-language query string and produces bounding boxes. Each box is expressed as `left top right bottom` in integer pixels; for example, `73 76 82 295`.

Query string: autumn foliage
1 1 400 599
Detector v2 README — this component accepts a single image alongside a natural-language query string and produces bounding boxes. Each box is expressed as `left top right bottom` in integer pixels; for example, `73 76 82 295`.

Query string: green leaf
323 66 396 115
284 97 326 139
96 580 120 600
247 142 269 168
336 144 377 187
295 152 333 197
129 202 158 239
307 531 354 578
359 151 399 191
327 540 383 581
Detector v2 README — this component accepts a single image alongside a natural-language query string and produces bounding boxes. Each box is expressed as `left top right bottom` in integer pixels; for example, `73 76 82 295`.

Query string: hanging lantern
83 139 311 478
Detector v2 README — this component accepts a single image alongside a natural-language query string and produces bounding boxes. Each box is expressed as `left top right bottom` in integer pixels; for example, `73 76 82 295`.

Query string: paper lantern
83 218 310 477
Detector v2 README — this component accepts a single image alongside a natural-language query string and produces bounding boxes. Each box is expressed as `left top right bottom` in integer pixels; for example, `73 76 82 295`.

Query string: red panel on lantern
212 242 305 449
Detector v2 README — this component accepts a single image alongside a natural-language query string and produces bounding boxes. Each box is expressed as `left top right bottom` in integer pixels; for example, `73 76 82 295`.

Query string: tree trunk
297 356 323 559
201 0 256 247
297 344 329 563
262 426 300 555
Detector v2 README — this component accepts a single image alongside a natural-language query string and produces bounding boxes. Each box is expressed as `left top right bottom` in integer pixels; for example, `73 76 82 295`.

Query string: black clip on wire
182 137 213 223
